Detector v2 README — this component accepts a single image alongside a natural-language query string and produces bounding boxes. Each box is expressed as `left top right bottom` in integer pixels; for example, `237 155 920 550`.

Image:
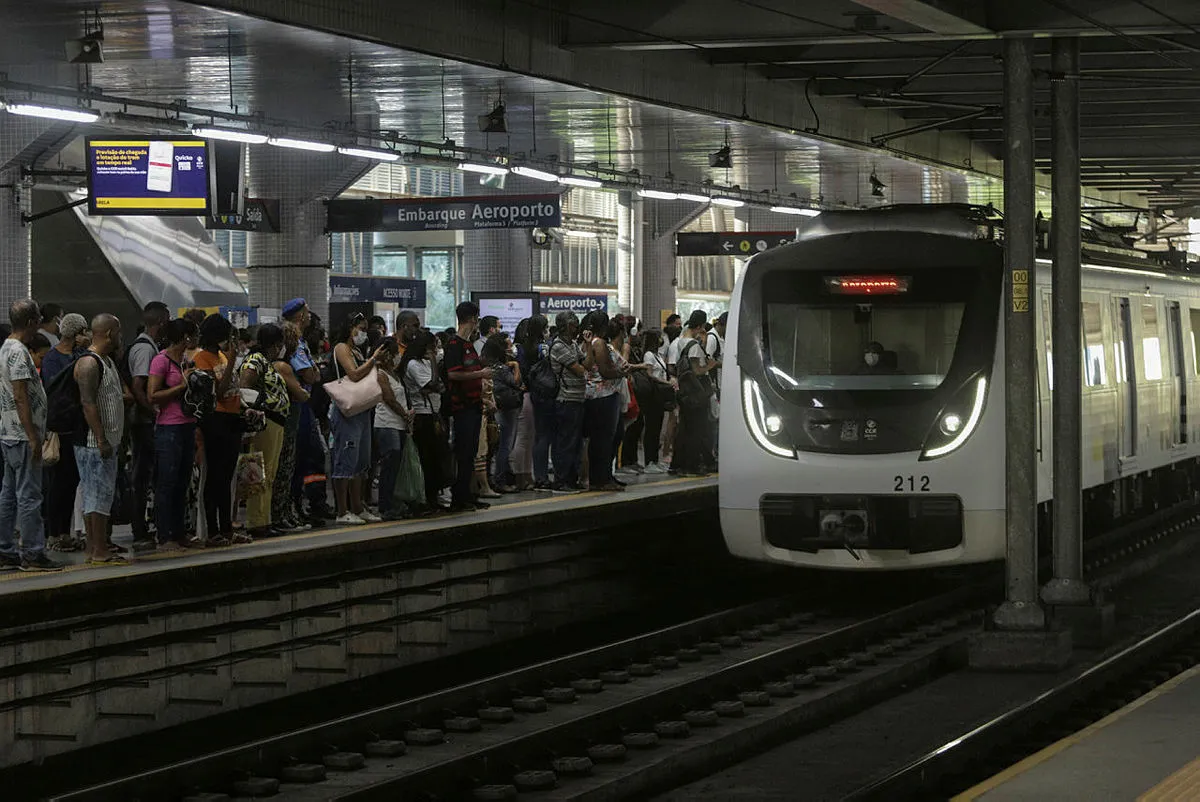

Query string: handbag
41 431 61 466
623 377 641 421
325 351 382 418
235 451 266 499
394 435 426 506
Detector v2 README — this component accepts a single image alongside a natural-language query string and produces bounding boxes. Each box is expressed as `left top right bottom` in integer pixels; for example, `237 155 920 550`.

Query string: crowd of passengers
0 298 725 573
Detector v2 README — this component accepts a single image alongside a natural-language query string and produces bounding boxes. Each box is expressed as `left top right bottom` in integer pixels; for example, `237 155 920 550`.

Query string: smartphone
147 141 174 193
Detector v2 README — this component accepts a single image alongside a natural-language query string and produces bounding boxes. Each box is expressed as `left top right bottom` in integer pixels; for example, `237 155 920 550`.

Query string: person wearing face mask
240 324 291 539
855 342 890 374
330 313 387 525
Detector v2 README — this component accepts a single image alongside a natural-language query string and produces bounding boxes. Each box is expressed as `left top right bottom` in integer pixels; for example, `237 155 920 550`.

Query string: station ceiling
6 1 1200 227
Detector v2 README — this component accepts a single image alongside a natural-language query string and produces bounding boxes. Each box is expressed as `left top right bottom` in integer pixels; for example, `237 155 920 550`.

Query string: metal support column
994 36 1045 631
1043 37 1092 607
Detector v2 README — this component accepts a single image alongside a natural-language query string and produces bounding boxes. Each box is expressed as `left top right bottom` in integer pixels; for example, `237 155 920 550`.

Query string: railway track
32 501 1200 802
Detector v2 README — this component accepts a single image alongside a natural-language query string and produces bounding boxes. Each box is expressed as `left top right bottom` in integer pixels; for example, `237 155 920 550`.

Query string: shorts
73 445 118 516
330 404 372 479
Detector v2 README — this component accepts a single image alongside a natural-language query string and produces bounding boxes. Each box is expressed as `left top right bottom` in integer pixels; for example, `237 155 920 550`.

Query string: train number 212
894 475 931 492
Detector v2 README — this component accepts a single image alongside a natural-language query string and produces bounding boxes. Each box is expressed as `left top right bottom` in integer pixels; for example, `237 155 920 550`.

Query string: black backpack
492 366 524 411
181 369 216 421
46 353 103 436
528 355 559 401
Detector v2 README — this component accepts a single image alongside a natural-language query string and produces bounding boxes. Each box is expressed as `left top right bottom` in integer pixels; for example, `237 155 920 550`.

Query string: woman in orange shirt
193 314 242 546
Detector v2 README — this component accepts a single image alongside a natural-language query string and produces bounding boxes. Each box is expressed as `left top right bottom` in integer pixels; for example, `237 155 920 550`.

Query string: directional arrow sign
676 231 797 257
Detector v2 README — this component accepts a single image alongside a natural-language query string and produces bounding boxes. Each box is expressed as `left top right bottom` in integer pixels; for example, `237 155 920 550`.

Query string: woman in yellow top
192 314 242 547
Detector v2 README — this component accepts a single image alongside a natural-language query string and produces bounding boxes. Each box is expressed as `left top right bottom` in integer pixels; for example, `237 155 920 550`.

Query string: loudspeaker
65 35 104 64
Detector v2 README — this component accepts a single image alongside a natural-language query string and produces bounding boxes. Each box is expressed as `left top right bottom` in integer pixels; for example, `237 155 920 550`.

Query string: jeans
129 420 155 541
492 407 519 485
0 440 45 561
641 404 664 465
451 407 483 506
330 404 372 479
293 403 329 514
74 445 118 516
375 427 407 515
154 423 196 544
531 396 556 484
200 413 241 537
585 393 621 487
552 401 584 487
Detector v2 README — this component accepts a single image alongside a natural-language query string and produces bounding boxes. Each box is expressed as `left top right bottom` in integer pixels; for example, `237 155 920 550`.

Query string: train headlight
743 378 796 459
921 377 988 460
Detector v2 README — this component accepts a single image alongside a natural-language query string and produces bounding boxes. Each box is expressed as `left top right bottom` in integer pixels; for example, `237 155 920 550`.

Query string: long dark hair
198 314 233 351
162 317 197 347
399 329 435 383
253 323 284 356
520 314 548 357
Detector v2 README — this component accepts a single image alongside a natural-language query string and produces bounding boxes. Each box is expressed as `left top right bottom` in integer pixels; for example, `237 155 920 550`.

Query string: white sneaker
644 462 667 474
359 510 382 523
335 513 366 526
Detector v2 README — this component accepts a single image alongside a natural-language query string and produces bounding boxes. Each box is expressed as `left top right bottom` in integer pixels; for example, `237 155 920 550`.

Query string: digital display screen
824 275 910 295
86 138 210 216
473 293 539 336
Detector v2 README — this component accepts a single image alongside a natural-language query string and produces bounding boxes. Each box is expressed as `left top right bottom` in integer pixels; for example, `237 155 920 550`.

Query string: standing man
127 301 170 553
475 315 500 356
444 301 493 512
282 298 326 525
74 314 130 566
549 311 588 494
38 302 64 348
0 299 60 572
395 310 420 357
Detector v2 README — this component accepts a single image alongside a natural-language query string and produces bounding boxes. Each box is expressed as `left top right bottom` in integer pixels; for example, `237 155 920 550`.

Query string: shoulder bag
325 348 382 418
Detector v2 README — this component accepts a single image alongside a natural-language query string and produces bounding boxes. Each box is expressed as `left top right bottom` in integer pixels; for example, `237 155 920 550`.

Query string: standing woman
240 324 290 540
148 318 198 550
482 332 522 493
512 316 547 491
271 328 311 534
374 339 413 520
192 314 242 546
401 330 448 513
582 312 627 492
330 313 387 525
638 329 674 474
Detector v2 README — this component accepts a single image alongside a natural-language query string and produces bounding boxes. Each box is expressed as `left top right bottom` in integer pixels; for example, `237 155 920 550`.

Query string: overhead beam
847 0 989 36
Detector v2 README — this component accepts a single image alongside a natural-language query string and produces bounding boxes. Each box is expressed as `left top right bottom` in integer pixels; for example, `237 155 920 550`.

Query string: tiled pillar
246 147 369 323
641 199 705 326
0 173 31 320
616 191 641 314
462 227 533 295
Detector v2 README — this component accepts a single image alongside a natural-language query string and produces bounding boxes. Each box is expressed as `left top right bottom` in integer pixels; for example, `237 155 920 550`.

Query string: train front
718 207 1007 569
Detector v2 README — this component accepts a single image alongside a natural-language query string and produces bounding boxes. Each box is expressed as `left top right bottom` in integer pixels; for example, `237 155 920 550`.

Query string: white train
719 204 1200 570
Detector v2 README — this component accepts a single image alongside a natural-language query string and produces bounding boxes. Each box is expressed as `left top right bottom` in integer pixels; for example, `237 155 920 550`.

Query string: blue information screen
86 138 210 216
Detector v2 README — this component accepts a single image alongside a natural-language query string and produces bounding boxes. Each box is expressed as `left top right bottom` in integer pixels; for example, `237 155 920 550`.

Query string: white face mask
352 330 367 346
864 352 879 367
435 348 444 362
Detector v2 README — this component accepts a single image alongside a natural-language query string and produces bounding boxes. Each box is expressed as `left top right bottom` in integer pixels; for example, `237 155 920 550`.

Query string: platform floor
0 472 716 599
957 664 1200 801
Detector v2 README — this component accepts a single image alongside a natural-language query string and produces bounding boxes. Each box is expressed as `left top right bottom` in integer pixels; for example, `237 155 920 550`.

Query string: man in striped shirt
75 314 132 566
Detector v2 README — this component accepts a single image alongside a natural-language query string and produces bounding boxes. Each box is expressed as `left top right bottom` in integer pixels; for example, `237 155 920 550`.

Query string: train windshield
765 298 966 391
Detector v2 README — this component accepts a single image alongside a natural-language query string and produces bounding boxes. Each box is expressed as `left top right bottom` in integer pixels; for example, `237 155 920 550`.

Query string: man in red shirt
443 301 493 512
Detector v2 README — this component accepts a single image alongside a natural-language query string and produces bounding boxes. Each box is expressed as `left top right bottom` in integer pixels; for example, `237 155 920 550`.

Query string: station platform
0 473 716 631
957 664 1200 801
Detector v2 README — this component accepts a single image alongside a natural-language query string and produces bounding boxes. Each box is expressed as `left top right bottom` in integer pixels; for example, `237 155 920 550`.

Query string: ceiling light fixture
337 145 400 162
711 196 745 207
458 161 509 175
770 205 821 217
637 189 679 200
559 175 602 188
5 102 99 124
512 165 559 182
268 136 336 152
563 229 598 238
677 192 711 203
192 125 269 144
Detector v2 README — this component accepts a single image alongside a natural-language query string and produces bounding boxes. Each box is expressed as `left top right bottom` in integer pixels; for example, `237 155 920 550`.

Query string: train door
1168 301 1187 445
1116 297 1137 457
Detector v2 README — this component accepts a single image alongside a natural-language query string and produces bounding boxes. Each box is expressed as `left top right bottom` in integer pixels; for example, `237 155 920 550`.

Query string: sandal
86 555 130 567
107 541 128 554
205 536 232 548
232 532 254 545
48 536 81 552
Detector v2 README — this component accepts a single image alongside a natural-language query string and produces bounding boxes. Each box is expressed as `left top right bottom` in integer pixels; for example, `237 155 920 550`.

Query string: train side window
1190 308 1200 375
1082 300 1107 386
1142 301 1164 381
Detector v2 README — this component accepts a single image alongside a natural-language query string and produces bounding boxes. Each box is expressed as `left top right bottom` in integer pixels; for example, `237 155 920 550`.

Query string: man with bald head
74 313 131 565
0 299 59 571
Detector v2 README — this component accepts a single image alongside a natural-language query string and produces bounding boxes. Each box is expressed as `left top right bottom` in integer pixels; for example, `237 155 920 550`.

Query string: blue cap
282 298 306 318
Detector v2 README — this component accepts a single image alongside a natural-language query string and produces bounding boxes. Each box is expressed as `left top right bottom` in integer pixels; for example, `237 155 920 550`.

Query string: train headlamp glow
923 378 988 459
939 413 963 435
743 378 796 459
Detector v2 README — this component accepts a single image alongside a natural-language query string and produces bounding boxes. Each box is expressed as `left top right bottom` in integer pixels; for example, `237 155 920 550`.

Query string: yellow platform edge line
1139 755 1200 801
953 663 1200 801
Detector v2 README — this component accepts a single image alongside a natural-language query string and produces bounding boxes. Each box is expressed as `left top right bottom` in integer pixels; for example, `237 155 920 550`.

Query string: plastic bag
394 435 426 506
236 451 266 499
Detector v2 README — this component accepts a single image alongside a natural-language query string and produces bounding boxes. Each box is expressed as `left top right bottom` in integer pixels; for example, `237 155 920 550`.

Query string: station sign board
540 293 608 315
675 231 796 257
329 275 427 308
87 137 210 216
206 198 281 232
326 194 562 233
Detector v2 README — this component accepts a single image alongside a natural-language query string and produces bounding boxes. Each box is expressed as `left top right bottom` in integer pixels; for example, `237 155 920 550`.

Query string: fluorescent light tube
770 205 821 217
193 126 269 144
337 145 400 162
559 175 602 188
711 196 745 207
6 103 99 124
677 192 711 203
512 165 559 182
564 230 598 238
637 189 679 200
458 161 509 175
268 136 336 152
